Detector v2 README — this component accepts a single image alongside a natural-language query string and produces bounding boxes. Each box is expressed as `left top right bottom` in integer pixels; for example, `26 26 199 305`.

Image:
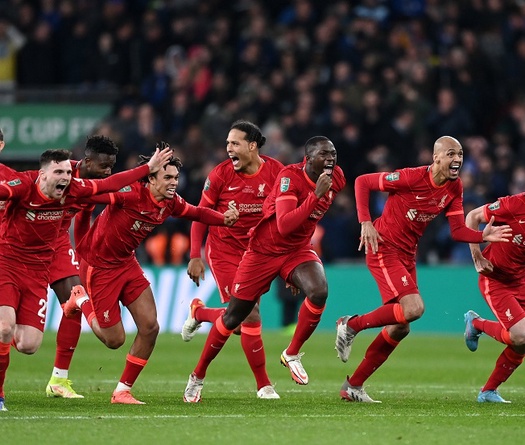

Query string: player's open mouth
323 164 334 175
230 156 240 166
450 163 461 174
56 183 67 192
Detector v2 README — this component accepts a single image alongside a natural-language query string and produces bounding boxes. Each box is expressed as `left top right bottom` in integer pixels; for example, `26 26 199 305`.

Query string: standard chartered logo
44 267 218 334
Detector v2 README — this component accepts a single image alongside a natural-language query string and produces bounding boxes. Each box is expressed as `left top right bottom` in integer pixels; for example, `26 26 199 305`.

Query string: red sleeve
78 164 149 196
275 192 319 237
181 203 225 226
189 195 214 258
448 213 484 243
0 184 12 199
354 173 383 223
76 193 116 205
74 208 94 246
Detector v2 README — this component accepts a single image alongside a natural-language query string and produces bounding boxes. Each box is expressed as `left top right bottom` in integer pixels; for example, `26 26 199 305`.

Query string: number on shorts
38 298 47 325
69 248 80 267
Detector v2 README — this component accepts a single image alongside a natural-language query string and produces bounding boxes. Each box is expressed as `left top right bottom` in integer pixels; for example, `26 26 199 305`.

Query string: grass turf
2 330 524 445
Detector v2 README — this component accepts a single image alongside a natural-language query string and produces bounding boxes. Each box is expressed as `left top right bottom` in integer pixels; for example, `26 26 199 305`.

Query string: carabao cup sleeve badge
280 177 290 192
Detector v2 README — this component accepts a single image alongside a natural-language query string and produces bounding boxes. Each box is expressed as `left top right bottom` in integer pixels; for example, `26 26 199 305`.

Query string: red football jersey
76 182 225 268
248 162 346 255
360 166 465 256
481 194 525 281
195 155 284 253
0 164 149 268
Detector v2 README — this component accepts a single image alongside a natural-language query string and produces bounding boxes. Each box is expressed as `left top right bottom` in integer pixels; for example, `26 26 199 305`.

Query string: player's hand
224 200 239 226
358 221 383 254
482 216 512 243
314 172 332 198
187 258 206 286
286 282 300 296
147 144 173 173
472 253 494 275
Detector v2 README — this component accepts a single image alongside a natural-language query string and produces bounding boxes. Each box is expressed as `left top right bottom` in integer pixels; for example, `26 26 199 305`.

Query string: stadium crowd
2 0 525 264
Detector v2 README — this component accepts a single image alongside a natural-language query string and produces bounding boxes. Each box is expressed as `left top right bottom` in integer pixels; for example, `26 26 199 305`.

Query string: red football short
205 240 244 303
232 245 321 302
0 258 50 331
48 234 80 285
80 258 150 328
478 275 525 330
366 244 418 304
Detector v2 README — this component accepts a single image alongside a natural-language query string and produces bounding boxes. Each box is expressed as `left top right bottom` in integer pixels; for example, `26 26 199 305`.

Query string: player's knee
14 339 40 355
139 320 159 339
0 320 15 342
103 332 126 349
510 330 525 348
307 286 328 307
222 312 242 331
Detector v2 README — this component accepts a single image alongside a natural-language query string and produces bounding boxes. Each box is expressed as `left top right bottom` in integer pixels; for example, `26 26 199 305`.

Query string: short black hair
40 149 71 168
305 136 330 156
230 120 266 149
85 135 119 157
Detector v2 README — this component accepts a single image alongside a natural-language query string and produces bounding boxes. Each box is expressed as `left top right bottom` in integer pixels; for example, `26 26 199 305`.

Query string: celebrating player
0 145 172 411
334 136 512 403
63 148 239 404
183 136 345 402
463 193 525 403
183 120 285 399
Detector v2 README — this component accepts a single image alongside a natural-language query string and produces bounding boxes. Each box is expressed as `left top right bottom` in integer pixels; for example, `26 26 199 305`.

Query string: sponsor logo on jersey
385 172 399 182
280 177 290 192
118 185 132 192
488 201 500 211
204 178 211 191
406 209 417 220
7 178 21 186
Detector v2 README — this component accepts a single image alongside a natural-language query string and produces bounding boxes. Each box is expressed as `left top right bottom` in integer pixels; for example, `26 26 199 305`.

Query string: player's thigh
127 285 158 330
0 305 16 339
281 249 328 296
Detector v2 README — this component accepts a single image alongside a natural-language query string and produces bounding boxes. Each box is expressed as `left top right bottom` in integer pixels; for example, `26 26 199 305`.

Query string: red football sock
473 318 512 345
193 317 233 379
348 303 407 333
195 306 224 323
286 298 325 356
482 347 524 391
54 312 82 370
240 322 271 390
349 328 400 387
119 354 148 388
0 342 11 398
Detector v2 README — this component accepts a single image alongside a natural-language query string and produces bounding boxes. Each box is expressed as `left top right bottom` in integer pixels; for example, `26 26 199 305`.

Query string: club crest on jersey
118 186 132 192
204 178 211 191
280 177 290 192
257 183 266 197
385 172 399 182
488 201 500 211
7 179 21 186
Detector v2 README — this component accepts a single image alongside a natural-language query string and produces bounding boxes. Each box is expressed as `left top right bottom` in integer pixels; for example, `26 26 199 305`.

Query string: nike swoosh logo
415 196 426 200
29 202 42 207
252 347 263 353
210 344 222 350
140 211 150 215
519 220 525 224
228 186 240 191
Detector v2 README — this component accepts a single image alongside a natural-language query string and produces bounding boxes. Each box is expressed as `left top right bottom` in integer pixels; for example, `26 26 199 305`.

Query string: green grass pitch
2 330 524 445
